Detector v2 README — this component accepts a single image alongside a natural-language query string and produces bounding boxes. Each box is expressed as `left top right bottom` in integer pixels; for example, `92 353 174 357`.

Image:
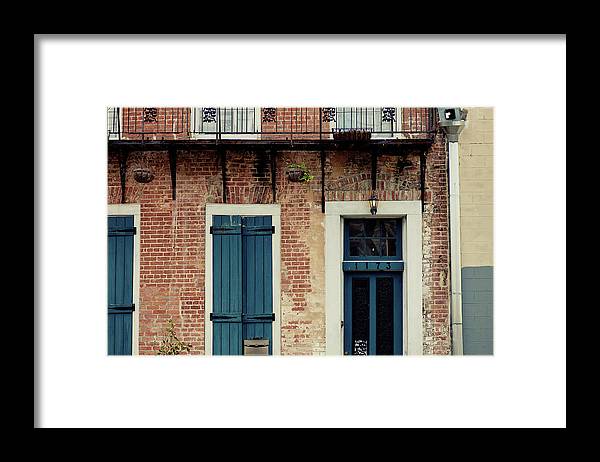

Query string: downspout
448 139 464 355
437 108 467 355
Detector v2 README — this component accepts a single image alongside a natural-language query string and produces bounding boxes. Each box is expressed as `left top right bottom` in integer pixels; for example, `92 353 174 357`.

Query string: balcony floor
108 137 434 153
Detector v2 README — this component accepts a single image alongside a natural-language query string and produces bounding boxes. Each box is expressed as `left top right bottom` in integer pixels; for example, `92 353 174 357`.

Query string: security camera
437 107 467 123
437 108 467 142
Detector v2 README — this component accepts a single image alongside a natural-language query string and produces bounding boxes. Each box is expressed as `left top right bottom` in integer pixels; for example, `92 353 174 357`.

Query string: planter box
133 167 154 183
333 129 372 141
286 168 304 182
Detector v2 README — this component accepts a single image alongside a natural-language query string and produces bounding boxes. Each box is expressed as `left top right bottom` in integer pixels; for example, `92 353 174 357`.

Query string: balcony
107 107 437 148
108 107 439 209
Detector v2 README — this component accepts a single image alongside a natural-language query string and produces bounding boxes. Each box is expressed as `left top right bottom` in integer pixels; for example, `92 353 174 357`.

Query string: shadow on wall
462 266 493 355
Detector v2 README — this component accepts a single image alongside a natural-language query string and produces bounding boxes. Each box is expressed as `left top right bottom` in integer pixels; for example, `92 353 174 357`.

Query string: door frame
107 203 141 355
325 200 423 355
204 203 281 355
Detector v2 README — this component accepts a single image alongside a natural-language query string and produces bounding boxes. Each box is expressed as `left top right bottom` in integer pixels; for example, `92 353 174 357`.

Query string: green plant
286 162 315 183
157 319 192 355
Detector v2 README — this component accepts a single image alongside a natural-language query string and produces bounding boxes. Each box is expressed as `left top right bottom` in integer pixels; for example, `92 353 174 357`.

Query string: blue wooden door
211 215 274 355
343 219 403 355
108 216 135 355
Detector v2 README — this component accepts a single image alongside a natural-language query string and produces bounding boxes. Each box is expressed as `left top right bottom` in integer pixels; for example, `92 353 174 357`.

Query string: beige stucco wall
458 107 493 267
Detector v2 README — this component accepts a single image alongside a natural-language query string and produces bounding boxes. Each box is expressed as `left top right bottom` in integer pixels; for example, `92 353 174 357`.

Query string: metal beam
118 150 128 204
321 149 326 213
109 138 434 153
270 149 277 203
371 149 378 191
219 147 227 203
420 152 426 212
168 147 177 200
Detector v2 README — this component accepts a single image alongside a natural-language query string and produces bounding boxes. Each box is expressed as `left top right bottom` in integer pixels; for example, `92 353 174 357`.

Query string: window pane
352 278 370 355
381 239 397 256
365 221 383 237
383 221 397 237
365 239 381 256
349 239 367 256
348 221 365 237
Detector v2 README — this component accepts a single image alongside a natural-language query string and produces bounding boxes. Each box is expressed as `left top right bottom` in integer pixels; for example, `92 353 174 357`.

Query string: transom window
344 219 402 260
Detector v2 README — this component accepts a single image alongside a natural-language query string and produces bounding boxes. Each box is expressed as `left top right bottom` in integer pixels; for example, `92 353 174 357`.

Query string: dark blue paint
108 216 135 355
242 216 274 354
212 215 274 355
342 261 404 272
212 215 243 355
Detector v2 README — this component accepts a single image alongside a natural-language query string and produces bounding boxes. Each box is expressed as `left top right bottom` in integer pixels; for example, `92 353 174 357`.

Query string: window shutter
108 216 135 355
211 215 243 355
242 216 274 355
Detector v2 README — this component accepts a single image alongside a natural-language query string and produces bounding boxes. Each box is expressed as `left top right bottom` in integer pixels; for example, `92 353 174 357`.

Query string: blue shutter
211 215 274 355
212 215 243 355
242 216 274 355
108 216 135 355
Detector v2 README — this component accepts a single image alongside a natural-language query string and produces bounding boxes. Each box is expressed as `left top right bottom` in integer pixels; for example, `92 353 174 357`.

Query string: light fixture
369 192 379 216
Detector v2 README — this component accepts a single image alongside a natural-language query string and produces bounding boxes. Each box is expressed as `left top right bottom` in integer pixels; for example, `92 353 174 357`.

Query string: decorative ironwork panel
262 107 277 123
353 339 368 355
351 278 370 355
322 107 336 122
381 107 396 122
143 107 158 123
376 277 394 355
202 107 217 123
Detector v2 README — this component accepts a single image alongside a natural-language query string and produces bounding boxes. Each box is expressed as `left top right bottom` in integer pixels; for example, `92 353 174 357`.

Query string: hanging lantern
369 192 379 215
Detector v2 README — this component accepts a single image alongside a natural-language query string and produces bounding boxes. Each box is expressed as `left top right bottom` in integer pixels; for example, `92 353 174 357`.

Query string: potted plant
286 162 314 183
156 319 192 355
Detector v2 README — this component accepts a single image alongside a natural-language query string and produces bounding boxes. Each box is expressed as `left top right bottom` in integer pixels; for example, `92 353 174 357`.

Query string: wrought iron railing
107 107 437 141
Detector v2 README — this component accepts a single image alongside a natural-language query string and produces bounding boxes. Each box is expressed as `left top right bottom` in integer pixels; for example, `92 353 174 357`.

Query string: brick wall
260 107 329 140
107 118 451 355
120 108 191 141
421 132 451 355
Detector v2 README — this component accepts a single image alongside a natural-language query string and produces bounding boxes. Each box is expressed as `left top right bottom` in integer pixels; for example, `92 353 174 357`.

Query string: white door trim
204 203 281 355
107 203 141 355
324 200 423 355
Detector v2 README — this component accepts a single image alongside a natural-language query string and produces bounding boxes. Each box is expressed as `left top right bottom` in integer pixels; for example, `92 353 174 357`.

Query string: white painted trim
107 203 141 355
324 200 423 355
204 203 281 355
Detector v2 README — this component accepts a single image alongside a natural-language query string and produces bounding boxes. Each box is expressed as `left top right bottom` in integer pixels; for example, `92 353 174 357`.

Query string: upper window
191 107 261 139
334 107 400 139
344 219 402 260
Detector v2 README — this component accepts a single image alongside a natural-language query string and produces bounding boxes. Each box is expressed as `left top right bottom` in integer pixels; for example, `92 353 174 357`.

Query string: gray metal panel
461 266 494 355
